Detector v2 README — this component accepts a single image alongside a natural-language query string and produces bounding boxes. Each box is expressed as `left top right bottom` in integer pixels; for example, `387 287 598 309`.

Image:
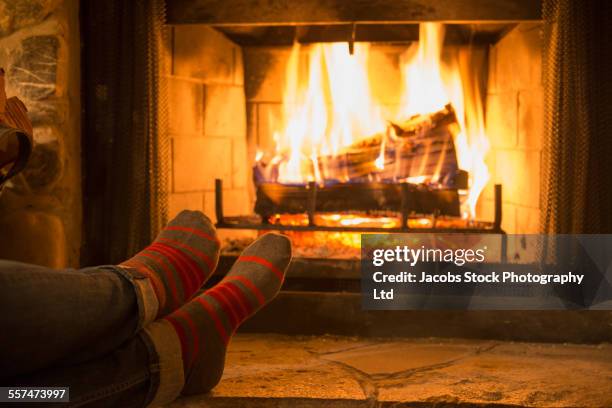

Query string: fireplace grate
214 179 504 234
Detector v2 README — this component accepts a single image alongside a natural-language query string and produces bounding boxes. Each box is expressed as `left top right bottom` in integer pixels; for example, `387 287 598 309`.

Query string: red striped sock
162 233 292 395
122 210 220 318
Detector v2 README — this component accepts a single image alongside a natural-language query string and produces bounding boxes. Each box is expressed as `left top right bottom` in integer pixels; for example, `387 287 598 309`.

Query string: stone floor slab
167 334 612 407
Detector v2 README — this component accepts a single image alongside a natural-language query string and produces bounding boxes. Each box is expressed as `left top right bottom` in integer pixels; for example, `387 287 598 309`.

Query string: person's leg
7 232 292 407
145 232 292 398
7 331 163 408
0 210 219 380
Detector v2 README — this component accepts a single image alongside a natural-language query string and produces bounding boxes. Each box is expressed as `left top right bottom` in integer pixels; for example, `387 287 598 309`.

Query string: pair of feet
122 210 292 395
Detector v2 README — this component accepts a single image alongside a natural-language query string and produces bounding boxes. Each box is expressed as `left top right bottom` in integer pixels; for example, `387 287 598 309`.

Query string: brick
204 85 246 138
234 47 244 86
168 78 204 136
204 191 217 222
204 189 252 223
479 182 496 203
168 192 205 219
256 103 283 152
516 205 541 234
517 23 543 88
476 198 495 223
501 202 517 234
232 138 249 189
173 25 238 83
244 47 290 102
486 92 518 149
245 103 259 200
518 88 544 150
486 44 498 93
173 137 231 192
247 102 258 151
494 149 540 208
223 189 251 215
492 23 542 92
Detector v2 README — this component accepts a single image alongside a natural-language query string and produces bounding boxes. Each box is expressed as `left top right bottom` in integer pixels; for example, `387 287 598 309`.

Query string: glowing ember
266 213 492 259
256 22 490 219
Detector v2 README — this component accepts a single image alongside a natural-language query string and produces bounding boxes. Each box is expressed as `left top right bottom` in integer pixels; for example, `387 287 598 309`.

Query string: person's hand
0 68 33 183
0 69 33 136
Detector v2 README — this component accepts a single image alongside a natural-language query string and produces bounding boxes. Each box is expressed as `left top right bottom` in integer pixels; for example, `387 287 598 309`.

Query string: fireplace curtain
81 0 170 264
542 0 612 234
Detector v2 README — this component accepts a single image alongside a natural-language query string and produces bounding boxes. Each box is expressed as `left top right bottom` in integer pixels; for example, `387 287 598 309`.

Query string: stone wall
167 25 251 232
479 23 543 233
0 0 81 267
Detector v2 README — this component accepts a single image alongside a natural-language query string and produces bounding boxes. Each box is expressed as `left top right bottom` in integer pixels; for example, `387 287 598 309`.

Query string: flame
374 134 386 170
398 23 449 116
398 23 490 217
262 23 490 219
275 43 386 184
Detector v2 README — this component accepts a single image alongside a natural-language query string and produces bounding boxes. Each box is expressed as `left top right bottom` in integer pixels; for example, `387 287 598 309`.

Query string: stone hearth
167 334 612 407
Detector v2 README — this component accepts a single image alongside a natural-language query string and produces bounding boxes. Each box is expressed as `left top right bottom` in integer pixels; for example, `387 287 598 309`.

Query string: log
254 182 461 218
254 103 463 187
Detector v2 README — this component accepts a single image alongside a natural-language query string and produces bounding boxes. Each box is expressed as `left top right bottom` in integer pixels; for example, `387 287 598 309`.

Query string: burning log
252 104 466 219
254 181 461 219
254 104 463 187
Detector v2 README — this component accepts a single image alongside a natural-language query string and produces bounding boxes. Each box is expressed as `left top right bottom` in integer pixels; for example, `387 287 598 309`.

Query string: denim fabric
7 332 158 408
0 260 163 407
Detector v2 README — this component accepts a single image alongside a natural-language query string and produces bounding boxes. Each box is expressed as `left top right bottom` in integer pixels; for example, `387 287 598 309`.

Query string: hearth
77 0 612 340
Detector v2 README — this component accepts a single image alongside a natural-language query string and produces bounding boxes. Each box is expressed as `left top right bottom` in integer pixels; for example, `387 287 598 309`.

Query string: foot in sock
122 210 220 319
162 232 292 395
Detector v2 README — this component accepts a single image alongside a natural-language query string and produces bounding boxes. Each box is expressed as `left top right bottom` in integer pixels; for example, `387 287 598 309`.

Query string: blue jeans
0 260 184 407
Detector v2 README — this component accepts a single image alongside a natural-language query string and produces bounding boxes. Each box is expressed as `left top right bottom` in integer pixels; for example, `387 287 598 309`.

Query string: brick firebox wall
167 25 251 232
479 22 544 234
167 24 544 236
244 29 543 234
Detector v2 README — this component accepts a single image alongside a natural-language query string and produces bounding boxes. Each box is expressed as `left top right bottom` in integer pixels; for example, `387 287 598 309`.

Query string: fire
258 23 490 219
274 42 386 184
268 213 492 259
399 23 448 116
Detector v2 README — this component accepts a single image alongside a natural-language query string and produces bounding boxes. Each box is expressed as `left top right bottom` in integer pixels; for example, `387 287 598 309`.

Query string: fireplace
0 3 610 405
77 0 612 339
160 2 544 262
137 2 547 332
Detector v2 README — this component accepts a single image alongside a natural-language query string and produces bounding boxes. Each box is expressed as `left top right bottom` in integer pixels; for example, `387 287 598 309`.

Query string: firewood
254 103 462 186
254 181 461 218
